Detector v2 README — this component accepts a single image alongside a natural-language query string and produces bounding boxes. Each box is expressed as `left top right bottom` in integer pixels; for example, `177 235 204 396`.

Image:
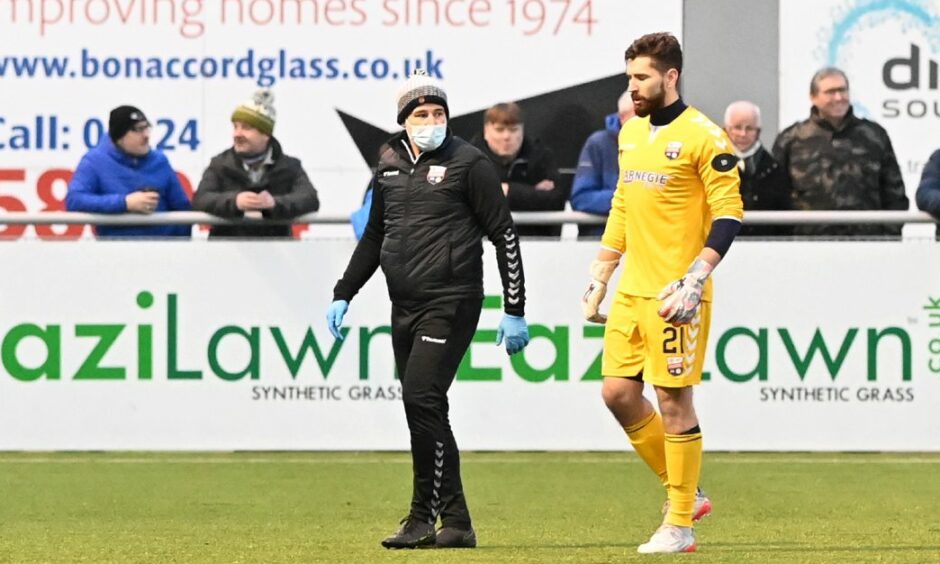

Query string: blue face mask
408 124 447 152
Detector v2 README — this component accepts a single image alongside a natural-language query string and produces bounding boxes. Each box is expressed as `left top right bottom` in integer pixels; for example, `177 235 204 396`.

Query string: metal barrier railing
0 210 935 226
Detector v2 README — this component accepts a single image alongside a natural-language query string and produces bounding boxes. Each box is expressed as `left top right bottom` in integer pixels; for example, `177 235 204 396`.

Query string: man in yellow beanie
193 89 319 238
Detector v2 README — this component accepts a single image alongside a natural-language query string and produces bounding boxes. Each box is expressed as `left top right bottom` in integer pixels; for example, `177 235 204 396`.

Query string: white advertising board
0 1 681 239
0 240 937 451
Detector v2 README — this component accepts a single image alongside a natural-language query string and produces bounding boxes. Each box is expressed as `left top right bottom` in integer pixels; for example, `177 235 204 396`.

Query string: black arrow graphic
337 73 628 174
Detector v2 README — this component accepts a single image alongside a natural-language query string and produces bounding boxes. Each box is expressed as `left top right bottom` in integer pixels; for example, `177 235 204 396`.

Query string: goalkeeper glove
657 258 713 325
581 258 620 324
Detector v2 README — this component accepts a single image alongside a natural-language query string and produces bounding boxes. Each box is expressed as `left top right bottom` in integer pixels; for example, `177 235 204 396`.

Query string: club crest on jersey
427 165 447 185
667 356 684 376
664 141 683 160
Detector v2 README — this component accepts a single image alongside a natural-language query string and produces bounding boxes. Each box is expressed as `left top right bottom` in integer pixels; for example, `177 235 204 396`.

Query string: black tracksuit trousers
391 296 483 529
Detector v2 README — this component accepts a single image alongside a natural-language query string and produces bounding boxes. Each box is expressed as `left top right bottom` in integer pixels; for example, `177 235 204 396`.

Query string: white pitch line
0 456 938 465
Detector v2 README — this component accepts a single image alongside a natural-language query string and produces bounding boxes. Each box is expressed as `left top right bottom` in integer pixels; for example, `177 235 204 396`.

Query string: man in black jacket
327 70 531 550
471 102 564 238
723 100 792 236
192 89 319 238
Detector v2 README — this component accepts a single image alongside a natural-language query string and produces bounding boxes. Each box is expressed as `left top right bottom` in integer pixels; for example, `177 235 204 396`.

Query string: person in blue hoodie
66 105 192 237
916 148 940 238
570 91 635 238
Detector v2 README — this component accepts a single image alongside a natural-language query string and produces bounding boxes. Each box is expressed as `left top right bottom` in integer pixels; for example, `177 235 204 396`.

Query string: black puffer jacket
471 135 564 238
334 131 526 316
738 145 793 237
192 138 319 238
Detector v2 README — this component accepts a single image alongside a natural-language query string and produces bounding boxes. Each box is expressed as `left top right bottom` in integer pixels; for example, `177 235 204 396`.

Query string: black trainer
435 526 477 548
380 516 436 549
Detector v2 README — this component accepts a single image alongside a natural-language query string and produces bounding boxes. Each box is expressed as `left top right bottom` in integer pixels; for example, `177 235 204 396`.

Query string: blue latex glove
496 314 530 355
326 300 349 340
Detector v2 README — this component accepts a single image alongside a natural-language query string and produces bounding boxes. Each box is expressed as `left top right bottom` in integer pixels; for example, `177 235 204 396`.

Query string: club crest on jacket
427 165 447 185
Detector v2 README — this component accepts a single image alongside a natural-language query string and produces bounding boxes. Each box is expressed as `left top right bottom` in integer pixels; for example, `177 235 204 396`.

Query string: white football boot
637 523 697 554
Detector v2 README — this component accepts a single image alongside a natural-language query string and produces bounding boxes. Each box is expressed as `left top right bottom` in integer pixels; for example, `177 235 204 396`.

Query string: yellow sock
663 431 703 528
623 411 668 487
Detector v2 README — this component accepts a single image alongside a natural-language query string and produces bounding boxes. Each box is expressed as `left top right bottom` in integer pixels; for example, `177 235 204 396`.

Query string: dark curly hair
624 32 683 75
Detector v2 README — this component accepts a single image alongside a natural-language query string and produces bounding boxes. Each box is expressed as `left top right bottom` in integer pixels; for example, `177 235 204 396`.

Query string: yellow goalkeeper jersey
601 105 743 302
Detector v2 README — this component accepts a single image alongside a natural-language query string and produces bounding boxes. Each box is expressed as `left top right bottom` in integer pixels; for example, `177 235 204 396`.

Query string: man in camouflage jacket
773 67 908 237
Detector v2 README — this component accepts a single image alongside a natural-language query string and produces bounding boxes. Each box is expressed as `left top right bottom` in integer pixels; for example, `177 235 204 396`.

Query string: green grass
1 452 939 563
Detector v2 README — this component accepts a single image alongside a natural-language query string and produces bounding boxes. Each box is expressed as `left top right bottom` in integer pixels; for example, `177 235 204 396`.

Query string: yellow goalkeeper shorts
601 293 711 388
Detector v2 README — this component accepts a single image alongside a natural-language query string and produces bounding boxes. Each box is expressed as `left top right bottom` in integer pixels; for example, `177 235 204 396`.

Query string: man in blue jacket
916 148 940 238
570 91 634 237
66 105 192 237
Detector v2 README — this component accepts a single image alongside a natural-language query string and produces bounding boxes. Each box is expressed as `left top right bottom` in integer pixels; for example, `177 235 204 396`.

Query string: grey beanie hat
396 70 448 124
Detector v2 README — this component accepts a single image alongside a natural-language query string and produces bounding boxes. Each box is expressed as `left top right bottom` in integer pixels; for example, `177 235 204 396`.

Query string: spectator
723 100 791 237
570 91 635 238
916 149 940 237
192 90 319 238
471 103 564 238
65 105 192 238
773 67 908 237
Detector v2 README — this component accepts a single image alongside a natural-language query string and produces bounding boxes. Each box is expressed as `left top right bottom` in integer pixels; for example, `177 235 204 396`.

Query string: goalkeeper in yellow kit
581 32 743 554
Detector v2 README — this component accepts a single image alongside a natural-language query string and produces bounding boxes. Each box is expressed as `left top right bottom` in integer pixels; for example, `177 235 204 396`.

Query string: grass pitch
0 452 938 563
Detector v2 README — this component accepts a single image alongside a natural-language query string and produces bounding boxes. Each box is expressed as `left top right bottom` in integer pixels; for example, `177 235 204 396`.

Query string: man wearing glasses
772 67 908 237
66 105 192 237
723 100 791 237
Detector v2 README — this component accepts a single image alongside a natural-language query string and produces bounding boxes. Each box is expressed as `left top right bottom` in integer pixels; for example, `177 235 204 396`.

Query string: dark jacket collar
650 98 688 126
223 137 284 169
809 105 860 132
